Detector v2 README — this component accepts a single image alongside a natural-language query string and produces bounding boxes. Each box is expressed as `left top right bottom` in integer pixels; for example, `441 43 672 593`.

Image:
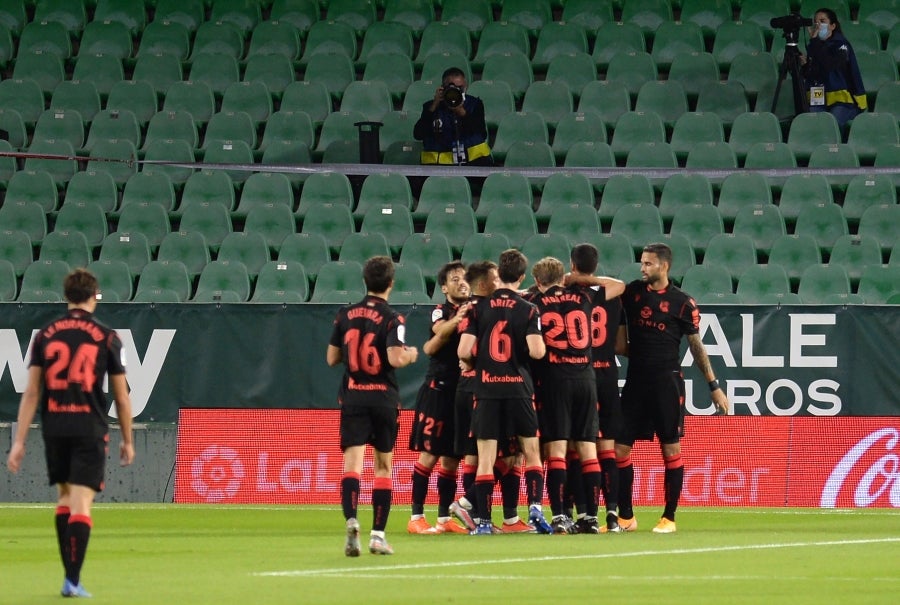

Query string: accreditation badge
809 86 826 106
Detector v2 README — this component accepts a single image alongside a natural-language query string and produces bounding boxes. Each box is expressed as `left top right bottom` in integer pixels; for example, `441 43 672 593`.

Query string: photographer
413 67 494 166
800 8 867 130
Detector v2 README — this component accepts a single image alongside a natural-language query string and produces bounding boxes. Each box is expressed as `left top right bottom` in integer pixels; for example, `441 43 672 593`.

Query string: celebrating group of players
328 243 729 556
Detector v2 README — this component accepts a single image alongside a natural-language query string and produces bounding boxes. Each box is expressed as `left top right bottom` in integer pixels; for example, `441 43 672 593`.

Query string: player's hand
6 441 25 473
459 359 473 372
120 441 135 467
711 388 729 415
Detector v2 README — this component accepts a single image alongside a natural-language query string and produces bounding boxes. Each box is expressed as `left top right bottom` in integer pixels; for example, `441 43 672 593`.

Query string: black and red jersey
30 309 126 438
622 280 700 372
533 285 602 377
424 299 463 388
455 295 481 393
589 291 623 372
464 288 541 398
330 295 407 407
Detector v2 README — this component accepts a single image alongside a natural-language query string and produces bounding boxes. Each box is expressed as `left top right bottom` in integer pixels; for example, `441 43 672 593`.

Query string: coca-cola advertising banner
174 410 900 509
1 304 899 422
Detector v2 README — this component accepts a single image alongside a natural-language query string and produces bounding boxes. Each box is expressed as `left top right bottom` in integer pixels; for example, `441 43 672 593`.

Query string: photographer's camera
442 84 464 108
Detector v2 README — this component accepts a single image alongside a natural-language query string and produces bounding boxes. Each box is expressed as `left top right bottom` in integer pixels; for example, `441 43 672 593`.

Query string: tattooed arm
687 333 729 414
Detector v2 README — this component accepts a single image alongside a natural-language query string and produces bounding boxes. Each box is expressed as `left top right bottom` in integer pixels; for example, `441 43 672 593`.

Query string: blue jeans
810 103 862 139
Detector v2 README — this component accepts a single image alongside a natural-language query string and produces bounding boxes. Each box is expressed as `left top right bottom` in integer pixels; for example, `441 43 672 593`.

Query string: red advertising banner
174 409 900 508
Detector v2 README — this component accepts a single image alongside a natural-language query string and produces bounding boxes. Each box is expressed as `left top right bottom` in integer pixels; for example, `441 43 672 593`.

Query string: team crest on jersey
659 301 670 313
641 306 653 319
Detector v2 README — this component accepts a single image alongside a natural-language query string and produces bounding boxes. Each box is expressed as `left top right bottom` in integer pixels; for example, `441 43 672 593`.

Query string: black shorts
340 404 400 452
471 396 539 442
536 373 598 443
44 434 108 492
619 369 686 446
454 388 476 457
409 382 458 457
595 369 623 441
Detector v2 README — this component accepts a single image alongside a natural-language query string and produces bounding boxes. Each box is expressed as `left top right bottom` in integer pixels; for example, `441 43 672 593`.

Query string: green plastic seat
5 170 58 213
251 260 310 303
732 204 786 260
20 259 70 299
610 203 664 253
138 20 191 60
546 204 601 247
53 201 108 249
310 260 364 302
99 231 152 276
177 201 233 253
787 112 842 165
798 264 851 304
651 21 705 72
481 51 533 103
592 22 645 71
857 265 900 303
39 230 91 268
794 202 848 255
87 259 133 302
680 263 735 301
736 264 791 303
768 234 823 289
50 81 101 126
460 232 512 266
217 232 271 278
157 231 210 278
193 260 252 302
670 204 723 256
278 232 331 282
187 54 240 101
359 203 414 256
703 233 757 284
301 202 355 256
606 51 657 103
423 203 478 255
472 21 529 69
598 174 655 229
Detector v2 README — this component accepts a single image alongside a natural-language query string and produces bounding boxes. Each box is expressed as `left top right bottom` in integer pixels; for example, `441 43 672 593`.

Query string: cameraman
413 67 494 166
800 8 867 130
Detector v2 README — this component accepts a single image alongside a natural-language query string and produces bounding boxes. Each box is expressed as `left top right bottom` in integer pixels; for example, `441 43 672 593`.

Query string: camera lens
443 84 463 108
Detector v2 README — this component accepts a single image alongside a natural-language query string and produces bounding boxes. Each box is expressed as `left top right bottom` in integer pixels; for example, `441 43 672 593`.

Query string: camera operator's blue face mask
817 23 830 39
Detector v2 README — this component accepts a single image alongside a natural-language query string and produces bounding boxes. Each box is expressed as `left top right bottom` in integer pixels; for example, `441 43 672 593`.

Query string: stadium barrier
173 409 900 509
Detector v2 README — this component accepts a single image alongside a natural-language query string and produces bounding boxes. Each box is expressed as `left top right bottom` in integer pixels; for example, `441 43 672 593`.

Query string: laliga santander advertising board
174 410 900 509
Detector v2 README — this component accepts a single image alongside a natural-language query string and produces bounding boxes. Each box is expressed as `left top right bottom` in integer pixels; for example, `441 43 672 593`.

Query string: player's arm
457 333 476 366
615 325 629 357
6 365 42 473
526 333 546 359
387 345 418 368
564 273 626 299
326 344 342 366
687 333 729 414
423 302 470 356
110 373 135 467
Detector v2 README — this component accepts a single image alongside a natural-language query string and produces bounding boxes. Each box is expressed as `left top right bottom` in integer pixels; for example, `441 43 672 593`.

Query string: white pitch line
293 573 900 583
252 537 900 578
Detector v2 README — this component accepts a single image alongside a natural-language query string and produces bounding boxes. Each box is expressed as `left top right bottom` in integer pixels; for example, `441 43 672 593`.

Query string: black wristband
709 379 721 392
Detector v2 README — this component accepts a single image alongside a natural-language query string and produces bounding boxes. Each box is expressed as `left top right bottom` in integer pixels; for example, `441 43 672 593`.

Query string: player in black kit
565 243 627 533
327 256 419 556
6 268 134 598
615 243 729 533
458 249 552 535
408 261 471 534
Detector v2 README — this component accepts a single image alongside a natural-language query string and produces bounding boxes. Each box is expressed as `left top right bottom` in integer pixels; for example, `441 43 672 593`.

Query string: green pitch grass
3 504 899 604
